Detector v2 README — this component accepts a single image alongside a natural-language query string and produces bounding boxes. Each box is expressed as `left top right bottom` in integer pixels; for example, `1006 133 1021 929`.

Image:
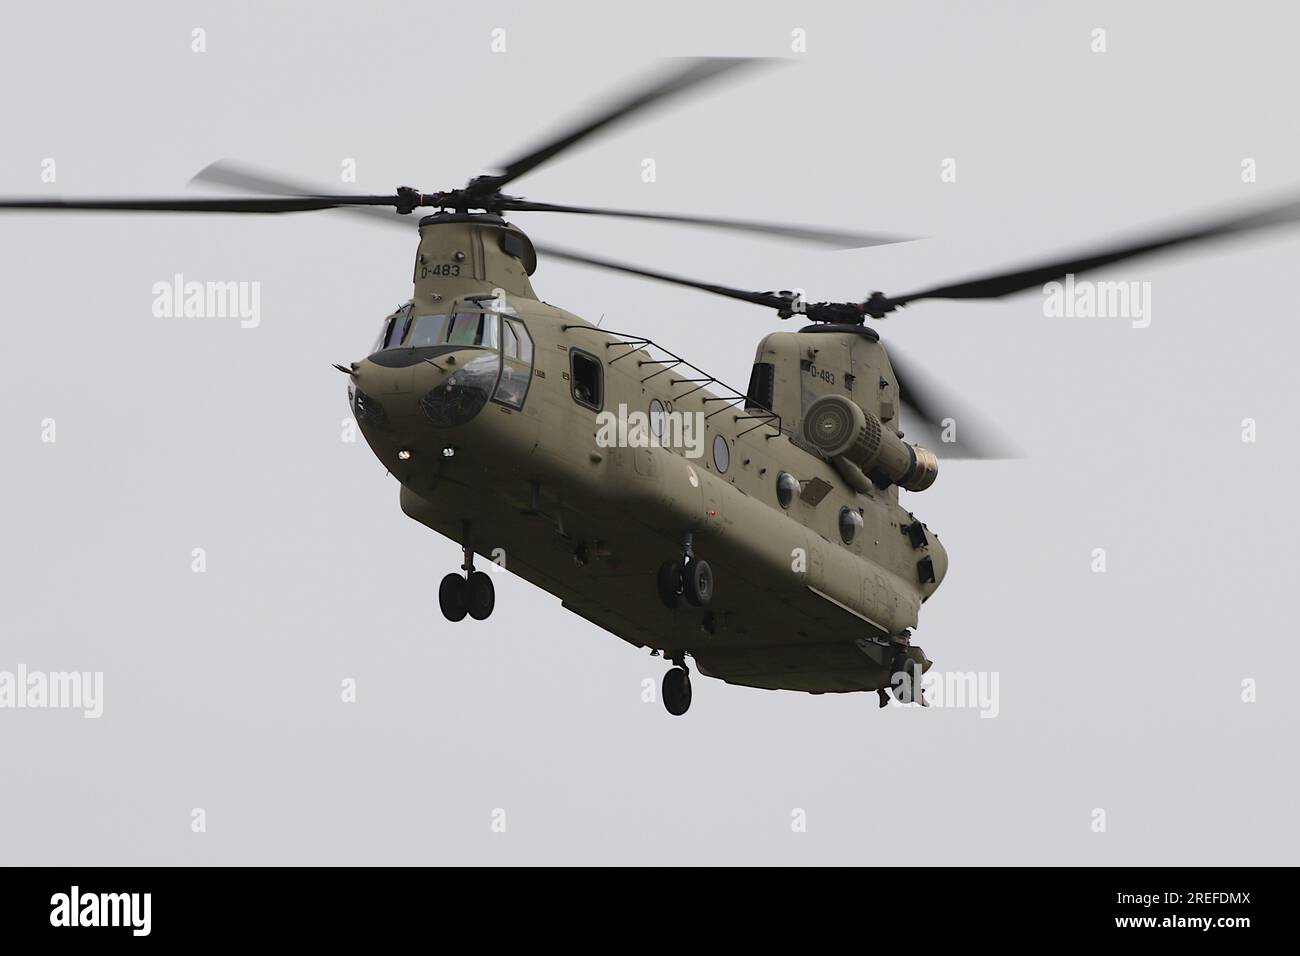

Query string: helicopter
6 58 1300 716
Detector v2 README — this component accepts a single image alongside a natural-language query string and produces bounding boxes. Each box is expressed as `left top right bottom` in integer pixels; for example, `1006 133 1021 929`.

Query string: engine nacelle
802 394 938 492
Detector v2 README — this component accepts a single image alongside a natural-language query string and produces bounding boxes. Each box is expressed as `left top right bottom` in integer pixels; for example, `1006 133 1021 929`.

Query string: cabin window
493 318 534 409
839 507 863 545
570 350 603 411
776 471 799 508
712 434 730 474
649 399 667 437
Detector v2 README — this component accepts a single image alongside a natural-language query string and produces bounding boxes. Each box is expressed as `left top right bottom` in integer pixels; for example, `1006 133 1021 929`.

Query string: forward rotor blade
490 57 767 190
889 193 1300 309
0 194 404 214
190 161 413 225
192 160 333 197
534 242 788 310
887 344 1016 460
499 198 912 249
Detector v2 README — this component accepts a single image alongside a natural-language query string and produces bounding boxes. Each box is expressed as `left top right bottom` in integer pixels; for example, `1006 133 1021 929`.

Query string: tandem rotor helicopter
6 58 1300 715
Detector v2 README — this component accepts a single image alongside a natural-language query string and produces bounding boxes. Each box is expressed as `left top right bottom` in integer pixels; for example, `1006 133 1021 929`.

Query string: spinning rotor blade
880 193 1300 312
190 161 410 225
534 242 790 309
194 161 900 248
490 57 765 190
499 198 912 248
887 344 1016 460
538 243 1012 458
0 194 409 214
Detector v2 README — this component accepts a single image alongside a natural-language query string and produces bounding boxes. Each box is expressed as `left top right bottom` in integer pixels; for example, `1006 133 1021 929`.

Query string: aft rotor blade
0 194 406 214
888 193 1300 309
499 198 913 249
534 242 789 310
887 344 1016 460
490 57 766 190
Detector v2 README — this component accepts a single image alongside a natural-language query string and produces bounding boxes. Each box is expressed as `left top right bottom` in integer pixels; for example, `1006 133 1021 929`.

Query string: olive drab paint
351 213 946 698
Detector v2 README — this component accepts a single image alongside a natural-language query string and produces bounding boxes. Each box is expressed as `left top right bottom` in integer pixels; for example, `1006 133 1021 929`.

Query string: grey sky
2 1 1296 864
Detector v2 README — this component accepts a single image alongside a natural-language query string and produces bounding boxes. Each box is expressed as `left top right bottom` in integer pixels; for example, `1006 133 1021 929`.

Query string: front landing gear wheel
439 573 467 622
466 570 495 621
656 560 684 608
662 666 692 716
684 559 713 607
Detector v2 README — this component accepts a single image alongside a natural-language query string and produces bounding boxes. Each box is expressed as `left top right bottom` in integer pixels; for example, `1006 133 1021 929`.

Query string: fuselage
349 213 947 694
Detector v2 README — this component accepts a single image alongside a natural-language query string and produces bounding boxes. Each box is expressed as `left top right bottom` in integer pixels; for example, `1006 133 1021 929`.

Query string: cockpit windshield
406 313 448 347
447 310 499 348
370 306 500 353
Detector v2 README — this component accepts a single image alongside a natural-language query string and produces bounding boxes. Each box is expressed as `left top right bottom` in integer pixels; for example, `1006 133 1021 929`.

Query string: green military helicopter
5 59 1300 715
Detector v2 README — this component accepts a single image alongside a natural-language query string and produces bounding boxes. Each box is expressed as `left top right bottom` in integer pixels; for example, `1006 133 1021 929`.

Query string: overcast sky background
2 1 1297 865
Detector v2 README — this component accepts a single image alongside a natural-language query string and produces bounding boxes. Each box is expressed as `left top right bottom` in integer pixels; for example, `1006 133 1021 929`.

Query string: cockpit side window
371 305 412 353
513 319 533 364
493 318 534 408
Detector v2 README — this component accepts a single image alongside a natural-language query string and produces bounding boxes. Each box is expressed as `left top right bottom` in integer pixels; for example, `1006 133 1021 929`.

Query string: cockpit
366 300 535 412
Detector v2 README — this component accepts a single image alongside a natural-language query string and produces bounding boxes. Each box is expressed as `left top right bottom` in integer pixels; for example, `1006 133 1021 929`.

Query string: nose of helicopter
348 347 499 441
346 354 427 438
351 354 413 395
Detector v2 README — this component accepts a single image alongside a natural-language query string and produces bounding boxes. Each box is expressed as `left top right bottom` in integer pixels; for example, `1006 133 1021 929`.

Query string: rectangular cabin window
570 350 603 411
746 361 774 411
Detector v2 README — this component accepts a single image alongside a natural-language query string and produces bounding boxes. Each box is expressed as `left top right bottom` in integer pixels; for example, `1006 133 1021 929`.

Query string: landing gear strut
656 532 713 609
439 520 495 622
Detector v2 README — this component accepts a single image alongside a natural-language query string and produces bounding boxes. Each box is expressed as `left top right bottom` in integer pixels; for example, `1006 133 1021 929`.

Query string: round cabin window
713 434 730 473
649 399 666 438
776 472 800 508
839 507 864 544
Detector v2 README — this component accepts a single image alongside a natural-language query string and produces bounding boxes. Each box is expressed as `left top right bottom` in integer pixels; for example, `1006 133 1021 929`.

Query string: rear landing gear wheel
439 573 467 622
466 570 495 620
684 559 713 607
662 666 692 716
656 560 684 608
